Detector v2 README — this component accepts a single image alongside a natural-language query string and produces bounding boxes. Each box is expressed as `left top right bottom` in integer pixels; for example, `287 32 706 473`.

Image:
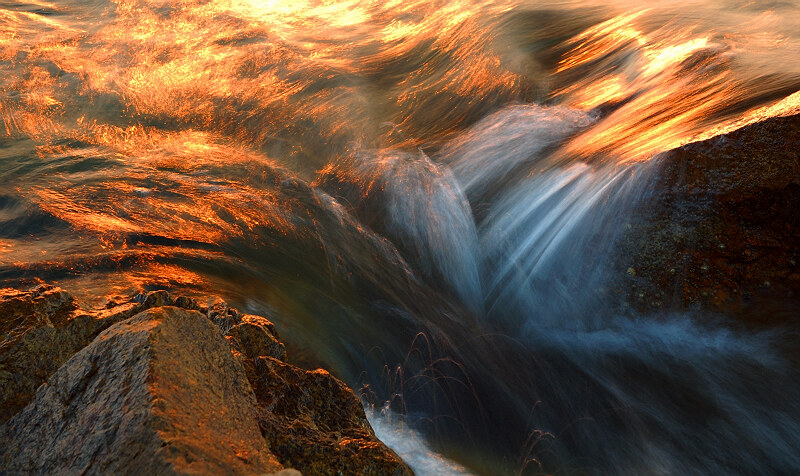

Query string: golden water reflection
1 0 799 289
2 0 798 160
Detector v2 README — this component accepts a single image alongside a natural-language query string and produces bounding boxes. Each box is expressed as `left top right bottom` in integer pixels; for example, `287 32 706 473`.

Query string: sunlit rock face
0 286 410 475
1 306 285 475
0 284 135 423
617 113 800 322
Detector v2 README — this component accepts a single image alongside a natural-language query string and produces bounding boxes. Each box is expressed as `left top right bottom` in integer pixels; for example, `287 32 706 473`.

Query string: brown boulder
0 306 286 475
0 284 76 334
0 287 191 423
0 284 117 423
246 356 413 476
617 113 800 322
227 314 287 361
1 285 413 475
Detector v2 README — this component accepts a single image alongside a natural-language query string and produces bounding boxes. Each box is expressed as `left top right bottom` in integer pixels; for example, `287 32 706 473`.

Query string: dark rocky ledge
0 284 412 475
617 113 800 325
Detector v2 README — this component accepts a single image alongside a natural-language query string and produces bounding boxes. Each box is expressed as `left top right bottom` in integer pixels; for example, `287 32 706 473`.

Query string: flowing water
2 0 800 473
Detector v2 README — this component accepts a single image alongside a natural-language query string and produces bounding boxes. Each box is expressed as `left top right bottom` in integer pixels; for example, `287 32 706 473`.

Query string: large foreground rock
618 113 800 322
0 285 413 475
0 306 285 475
0 286 191 424
0 284 136 423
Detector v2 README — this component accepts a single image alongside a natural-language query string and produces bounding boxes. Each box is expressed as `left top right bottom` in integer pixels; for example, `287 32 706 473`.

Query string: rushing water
3 0 800 473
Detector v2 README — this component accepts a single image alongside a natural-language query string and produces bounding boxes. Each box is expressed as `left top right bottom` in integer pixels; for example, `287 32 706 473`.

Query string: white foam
366 407 475 476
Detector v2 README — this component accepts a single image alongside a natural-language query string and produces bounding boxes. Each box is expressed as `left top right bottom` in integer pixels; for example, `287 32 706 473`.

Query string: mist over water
2 0 800 473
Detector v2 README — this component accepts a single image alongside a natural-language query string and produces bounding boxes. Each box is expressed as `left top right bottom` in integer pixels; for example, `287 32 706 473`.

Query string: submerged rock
618 113 800 322
0 284 412 475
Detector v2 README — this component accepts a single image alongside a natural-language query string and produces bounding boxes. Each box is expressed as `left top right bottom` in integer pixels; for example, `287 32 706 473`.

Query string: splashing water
366 407 473 476
2 0 800 473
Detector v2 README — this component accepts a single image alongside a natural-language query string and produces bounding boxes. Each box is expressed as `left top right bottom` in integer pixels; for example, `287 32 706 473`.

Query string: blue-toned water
2 0 800 473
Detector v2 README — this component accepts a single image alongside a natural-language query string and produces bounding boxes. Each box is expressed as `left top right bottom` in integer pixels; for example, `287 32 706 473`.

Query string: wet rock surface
228 314 287 361
1 306 284 475
618 113 800 323
0 285 411 475
0 284 134 423
247 356 413 476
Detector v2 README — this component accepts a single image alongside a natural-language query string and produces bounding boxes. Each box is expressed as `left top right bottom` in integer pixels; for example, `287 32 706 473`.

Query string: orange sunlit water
2 1 796 156
551 9 799 163
1 0 799 286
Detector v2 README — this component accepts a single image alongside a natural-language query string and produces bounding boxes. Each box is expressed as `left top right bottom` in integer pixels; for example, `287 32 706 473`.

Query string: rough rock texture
0 284 135 423
228 314 286 361
1 287 229 424
0 284 413 475
617 113 800 322
0 307 285 475
247 356 413 476
0 285 76 331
